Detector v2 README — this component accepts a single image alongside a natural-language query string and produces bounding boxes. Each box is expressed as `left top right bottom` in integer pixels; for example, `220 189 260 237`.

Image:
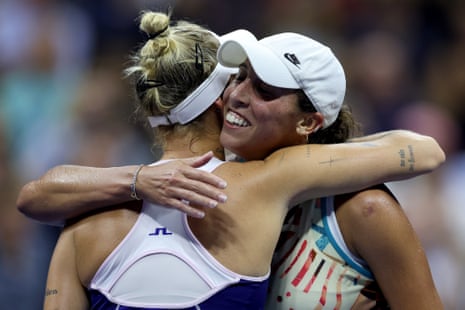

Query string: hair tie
136 79 165 100
148 26 168 40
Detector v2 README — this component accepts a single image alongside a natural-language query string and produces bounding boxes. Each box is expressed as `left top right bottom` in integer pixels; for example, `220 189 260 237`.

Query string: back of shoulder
215 160 265 180
214 160 278 205
67 201 141 239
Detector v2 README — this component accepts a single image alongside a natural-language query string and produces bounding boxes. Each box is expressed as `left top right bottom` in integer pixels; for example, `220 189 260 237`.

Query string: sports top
267 197 388 309
88 157 269 309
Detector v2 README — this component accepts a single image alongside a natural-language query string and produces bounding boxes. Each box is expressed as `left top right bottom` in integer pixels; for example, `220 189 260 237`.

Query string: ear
296 112 324 136
213 97 224 110
212 97 225 123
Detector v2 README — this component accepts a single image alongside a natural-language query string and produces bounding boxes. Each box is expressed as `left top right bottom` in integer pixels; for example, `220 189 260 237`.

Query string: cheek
257 109 300 138
255 104 296 125
255 114 292 140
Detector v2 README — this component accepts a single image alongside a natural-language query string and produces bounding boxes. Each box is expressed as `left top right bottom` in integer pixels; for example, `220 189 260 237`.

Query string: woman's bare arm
340 186 444 309
264 129 445 204
17 130 444 224
43 228 89 310
17 152 227 224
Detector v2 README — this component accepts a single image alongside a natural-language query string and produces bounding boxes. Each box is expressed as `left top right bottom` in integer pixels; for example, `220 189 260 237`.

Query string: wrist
130 164 145 200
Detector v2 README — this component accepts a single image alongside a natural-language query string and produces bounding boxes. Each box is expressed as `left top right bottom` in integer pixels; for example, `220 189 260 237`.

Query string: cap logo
284 53 301 68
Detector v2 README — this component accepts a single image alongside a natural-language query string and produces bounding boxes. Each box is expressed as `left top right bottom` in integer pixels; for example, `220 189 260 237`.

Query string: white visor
148 63 236 127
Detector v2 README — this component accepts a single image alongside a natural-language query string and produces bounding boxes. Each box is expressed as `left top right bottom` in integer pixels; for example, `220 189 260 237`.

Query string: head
217 30 359 160
125 11 234 149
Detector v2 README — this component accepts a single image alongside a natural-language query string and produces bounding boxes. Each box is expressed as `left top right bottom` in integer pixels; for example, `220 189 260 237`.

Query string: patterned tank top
266 197 388 309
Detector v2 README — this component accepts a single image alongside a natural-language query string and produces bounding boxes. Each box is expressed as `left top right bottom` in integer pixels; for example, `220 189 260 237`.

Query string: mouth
225 110 251 127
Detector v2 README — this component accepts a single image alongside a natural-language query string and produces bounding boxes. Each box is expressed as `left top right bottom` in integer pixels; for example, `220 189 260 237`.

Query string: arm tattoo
399 148 406 167
399 145 415 171
319 156 344 167
408 145 415 171
45 288 58 297
306 145 311 158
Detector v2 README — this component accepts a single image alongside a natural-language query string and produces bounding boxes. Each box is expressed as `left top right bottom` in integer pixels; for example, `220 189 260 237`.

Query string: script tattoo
399 145 415 171
45 288 58 297
306 145 311 158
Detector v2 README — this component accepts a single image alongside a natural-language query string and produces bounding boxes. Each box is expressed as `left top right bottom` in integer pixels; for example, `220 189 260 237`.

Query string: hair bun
140 11 170 39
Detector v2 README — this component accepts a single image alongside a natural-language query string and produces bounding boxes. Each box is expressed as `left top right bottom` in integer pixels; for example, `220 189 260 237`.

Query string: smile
225 110 251 127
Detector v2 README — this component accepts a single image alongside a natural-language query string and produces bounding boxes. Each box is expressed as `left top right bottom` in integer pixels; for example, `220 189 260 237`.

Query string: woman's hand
136 151 227 218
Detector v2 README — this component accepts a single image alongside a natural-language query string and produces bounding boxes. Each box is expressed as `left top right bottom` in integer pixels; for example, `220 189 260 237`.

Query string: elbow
423 139 447 173
16 181 47 220
16 182 37 217
437 147 447 168
430 140 447 170
16 182 62 226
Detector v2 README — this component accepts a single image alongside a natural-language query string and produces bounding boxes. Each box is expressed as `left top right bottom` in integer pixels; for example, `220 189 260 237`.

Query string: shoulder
64 201 142 285
334 184 404 255
67 201 142 244
335 184 399 221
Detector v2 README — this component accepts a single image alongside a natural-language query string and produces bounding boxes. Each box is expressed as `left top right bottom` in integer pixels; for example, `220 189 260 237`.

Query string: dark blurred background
0 0 464 308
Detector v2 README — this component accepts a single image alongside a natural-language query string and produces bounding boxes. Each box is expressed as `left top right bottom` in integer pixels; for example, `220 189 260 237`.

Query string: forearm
268 130 446 204
347 130 393 143
17 152 228 224
348 130 445 176
17 165 136 224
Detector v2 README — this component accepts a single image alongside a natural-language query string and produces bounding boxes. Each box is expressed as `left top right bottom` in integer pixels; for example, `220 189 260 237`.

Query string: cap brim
218 29 299 89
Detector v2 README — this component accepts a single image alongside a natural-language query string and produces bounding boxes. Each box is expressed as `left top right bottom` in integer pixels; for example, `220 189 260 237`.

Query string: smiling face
220 62 311 160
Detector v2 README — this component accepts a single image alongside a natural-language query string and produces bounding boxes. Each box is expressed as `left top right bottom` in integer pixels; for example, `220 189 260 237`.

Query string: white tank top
89 157 269 309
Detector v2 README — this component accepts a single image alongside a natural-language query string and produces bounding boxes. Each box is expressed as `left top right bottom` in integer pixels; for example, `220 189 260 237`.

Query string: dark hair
296 91 362 144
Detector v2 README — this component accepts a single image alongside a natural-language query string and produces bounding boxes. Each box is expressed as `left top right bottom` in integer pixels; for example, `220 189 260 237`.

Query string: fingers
181 166 227 190
187 151 214 168
161 177 227 209
161 198 207 219
136 157 228 218
182 152 228 189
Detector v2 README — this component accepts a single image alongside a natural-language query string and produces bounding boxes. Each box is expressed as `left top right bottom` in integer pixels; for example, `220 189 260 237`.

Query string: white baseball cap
217 29 346 128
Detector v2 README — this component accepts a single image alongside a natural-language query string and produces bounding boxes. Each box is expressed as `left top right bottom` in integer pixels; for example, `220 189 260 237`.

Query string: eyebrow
238 63 248 70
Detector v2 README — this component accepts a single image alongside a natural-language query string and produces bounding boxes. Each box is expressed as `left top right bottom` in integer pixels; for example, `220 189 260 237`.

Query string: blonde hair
124 11 221 148
126 11 219 118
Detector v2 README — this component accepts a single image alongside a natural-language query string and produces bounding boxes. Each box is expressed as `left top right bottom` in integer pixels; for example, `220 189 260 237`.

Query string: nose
227 79 252 108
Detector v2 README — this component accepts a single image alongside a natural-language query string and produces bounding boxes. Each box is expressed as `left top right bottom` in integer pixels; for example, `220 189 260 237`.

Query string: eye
256 82 277 100
233 67 247 82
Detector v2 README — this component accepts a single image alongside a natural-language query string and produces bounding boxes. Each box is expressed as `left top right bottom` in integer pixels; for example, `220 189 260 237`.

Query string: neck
161 134 224 160
160 110 224 161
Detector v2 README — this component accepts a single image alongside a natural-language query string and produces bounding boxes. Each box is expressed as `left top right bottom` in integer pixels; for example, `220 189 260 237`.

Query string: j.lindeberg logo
148 226 173 236
284 53 301 68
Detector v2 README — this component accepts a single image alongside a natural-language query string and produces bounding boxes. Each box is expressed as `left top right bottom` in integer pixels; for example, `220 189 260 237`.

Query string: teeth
226 111 250 127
